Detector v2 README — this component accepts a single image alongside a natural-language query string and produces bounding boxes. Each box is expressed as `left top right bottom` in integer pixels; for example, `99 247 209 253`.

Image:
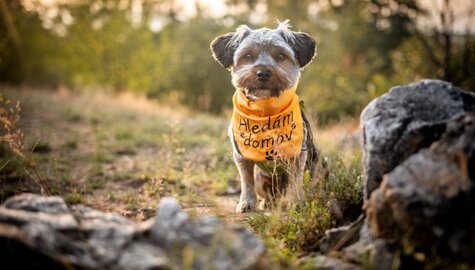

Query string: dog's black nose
256 69 271 82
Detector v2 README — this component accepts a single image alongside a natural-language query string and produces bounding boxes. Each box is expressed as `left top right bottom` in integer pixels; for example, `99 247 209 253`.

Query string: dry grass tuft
0 94 49 194
0 96 24 158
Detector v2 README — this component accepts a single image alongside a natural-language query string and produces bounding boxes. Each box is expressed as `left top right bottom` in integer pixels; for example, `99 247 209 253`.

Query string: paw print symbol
240 132 246 138
291 123 297 130
265 149 277 161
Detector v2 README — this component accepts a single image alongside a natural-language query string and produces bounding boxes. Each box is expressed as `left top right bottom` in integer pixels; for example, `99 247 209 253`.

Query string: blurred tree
0 0 24 76
411 0 474 89
0 0 473 123
0 0 57 83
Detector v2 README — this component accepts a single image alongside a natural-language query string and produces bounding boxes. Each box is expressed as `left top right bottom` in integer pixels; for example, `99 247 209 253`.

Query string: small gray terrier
211 21 319 213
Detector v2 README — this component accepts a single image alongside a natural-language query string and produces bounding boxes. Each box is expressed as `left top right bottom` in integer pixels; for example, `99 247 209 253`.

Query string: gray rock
0 219 97 269
71 204 133 226
0 193 78 230
315 217 398 270
151 196 195 245
3 193 70 214
70 205 136 266
343 238 398 270
294 81 475 269
319 215 364 253
150 197 266 269
366 113 475 256
0 194 268 270
0 207 78 230
117 242 170 270
297 255 362 270
360 80 475 198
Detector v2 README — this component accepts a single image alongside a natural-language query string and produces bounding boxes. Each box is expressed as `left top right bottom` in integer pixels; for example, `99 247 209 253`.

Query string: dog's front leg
286 150 308 204
233 150 256 213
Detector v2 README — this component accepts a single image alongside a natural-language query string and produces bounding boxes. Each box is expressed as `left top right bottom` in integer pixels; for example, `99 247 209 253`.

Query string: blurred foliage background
1 0 474 124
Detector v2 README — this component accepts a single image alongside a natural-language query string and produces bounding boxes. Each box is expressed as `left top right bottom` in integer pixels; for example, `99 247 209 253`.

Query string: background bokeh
1 2 474 264
1 0 474 124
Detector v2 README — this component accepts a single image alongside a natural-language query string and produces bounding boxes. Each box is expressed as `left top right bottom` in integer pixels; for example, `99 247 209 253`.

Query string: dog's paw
236 200 255 213
258 199 271 211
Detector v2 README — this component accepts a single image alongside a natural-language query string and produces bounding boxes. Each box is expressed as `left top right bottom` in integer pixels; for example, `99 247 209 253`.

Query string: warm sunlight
1 0 475 269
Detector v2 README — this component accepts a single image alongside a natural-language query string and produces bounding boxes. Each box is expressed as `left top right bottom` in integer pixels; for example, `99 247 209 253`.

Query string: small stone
297 255 361 270
151 197 194 245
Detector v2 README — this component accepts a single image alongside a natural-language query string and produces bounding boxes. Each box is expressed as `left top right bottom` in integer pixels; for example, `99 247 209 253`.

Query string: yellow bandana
231 85 304 162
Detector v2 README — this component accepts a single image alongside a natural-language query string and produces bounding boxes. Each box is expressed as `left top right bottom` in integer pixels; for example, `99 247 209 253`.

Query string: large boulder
360 80 475 198
0 194 267 270
315 81 475 269
366 113 475 257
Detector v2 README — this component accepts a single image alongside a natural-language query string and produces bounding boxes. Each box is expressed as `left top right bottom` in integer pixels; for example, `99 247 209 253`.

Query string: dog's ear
210 32 235 69
276 21 316 68
290 32 316 69
211 25 251 69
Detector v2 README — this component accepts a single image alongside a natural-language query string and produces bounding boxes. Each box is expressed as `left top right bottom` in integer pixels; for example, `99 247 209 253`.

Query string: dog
210 21 319 213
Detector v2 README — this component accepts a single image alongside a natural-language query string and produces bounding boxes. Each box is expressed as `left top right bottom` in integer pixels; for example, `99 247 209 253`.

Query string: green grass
244 154 363 267
66 192 83 204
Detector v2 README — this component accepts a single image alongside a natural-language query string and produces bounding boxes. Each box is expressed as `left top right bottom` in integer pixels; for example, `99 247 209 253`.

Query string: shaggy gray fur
211 22 318 213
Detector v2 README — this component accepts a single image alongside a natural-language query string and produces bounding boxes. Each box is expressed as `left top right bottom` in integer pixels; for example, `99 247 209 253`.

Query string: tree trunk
462 1 474 78
0 0 24 64
441 0 455 82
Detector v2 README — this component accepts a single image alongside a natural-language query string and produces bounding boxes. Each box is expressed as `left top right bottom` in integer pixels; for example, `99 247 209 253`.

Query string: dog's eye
244 53 254 61
276 54 286 62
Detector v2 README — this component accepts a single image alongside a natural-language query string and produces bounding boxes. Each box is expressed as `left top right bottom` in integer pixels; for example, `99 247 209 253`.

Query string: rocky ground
1 80 474 269
0 193 267 269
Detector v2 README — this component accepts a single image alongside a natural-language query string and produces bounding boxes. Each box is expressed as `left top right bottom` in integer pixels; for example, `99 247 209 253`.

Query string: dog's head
211 21 316 100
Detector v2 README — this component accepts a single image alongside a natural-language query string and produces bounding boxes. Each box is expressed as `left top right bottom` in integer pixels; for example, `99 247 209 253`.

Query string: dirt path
2 87 244 224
